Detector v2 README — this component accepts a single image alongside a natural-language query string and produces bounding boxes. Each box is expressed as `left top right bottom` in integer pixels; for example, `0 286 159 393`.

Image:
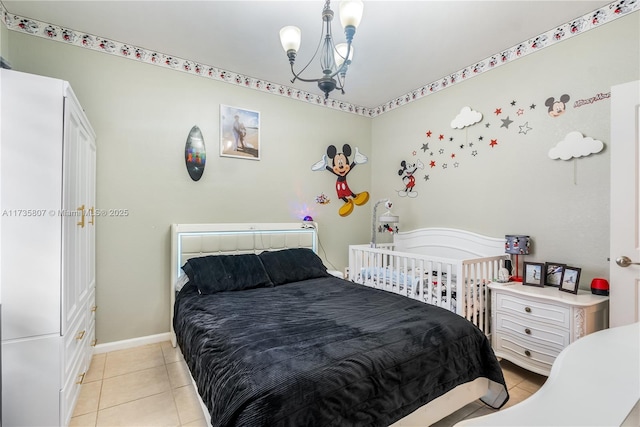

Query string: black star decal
469 142 474 147
530 103 536 109
423 175 430 181
449 137 454 142
511 100 516 106
421 143 429 152
478 136 484 141
460 144 464 149
485 123 491 128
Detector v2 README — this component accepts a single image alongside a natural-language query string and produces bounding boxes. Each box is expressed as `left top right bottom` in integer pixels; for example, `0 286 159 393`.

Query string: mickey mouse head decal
545 94 570 117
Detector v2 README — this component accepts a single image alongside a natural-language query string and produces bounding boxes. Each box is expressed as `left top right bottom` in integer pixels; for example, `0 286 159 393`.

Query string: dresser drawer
63 309 88 378
496 292 570 328
60 345 88 426
495 312 570 349
494 332 559 376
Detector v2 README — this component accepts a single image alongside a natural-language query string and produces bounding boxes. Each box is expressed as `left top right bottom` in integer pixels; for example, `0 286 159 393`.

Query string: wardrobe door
0 70 63 341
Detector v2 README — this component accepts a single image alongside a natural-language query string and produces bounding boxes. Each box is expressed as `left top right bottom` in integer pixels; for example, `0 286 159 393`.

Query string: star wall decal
517 109 524 116
490 139 498 147
511 100 517 106
429 160 436 168
439 134 445 140
500 116 514 129
421 143 429 152
494 108 502 115
519 122 533 134
472 150 478 156
530 103 536 109
426 130 432 137
424 175 430 181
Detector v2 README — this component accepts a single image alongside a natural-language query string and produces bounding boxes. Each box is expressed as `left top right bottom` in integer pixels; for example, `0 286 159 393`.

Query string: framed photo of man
220 105 260 160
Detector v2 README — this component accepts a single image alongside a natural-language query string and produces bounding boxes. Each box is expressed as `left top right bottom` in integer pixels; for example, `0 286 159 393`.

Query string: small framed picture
560 266 581 294
523 262 545 287
544 262 565 287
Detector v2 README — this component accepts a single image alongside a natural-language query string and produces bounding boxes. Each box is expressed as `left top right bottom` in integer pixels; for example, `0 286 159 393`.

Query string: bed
170 223 509 426
349 228 509 335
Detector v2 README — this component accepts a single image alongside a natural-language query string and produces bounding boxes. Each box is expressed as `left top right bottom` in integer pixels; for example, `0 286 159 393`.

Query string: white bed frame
349 228 508 335
169 223 502 426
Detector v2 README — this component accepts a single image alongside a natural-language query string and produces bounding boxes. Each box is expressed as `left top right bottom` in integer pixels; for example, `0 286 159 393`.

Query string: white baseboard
93 332 171 354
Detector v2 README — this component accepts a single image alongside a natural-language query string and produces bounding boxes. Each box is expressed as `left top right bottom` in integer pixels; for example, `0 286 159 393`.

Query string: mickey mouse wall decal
545 94 570 117
312 144 369 217
397 159 424 198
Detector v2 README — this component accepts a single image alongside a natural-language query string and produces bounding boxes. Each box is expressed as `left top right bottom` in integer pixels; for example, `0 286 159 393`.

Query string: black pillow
181 253 273 294
258 248 330 286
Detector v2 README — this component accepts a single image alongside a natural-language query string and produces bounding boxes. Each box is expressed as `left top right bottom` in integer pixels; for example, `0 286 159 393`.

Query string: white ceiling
3 0 614 108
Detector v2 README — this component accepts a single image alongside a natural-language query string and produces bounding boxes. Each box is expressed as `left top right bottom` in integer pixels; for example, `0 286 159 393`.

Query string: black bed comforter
174 277 508 427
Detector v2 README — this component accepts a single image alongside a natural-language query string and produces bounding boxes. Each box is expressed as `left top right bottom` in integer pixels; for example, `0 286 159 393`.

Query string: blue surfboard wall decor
185 125 206 181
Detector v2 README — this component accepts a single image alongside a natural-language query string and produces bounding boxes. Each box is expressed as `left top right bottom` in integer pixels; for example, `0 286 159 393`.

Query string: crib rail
348 244 507 335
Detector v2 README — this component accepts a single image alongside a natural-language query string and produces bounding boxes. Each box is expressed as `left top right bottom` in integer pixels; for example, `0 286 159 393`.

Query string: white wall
3 11 639 344
6 32 372 343
371 13 639 283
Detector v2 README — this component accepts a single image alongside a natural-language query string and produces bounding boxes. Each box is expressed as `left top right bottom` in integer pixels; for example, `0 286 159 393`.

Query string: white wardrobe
1 69 97 426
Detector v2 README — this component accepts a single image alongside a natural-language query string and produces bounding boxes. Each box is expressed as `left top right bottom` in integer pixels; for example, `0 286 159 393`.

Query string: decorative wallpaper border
1 1 637 117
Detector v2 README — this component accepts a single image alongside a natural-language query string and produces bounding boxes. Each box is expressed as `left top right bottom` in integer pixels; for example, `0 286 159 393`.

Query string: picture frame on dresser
523 262 545 287
544 262 565 287
560 266 581 294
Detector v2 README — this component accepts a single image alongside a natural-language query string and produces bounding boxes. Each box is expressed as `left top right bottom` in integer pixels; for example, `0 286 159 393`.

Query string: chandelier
279 0 364 99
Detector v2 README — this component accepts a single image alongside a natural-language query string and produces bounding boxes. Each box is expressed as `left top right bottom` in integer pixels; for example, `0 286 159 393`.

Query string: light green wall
4 11 639 344
371 12 639 284
7 32 372 344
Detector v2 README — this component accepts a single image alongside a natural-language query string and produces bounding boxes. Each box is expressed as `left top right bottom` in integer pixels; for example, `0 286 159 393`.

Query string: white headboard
169 222 318 346
393 227 505 259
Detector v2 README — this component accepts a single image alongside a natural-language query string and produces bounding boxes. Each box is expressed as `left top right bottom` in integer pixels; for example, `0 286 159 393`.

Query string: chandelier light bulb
339 0 364 29
334 43 353 68
279 26 301 54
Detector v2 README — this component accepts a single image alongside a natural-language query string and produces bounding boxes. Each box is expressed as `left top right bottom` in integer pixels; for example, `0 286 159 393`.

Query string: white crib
349 228 509 335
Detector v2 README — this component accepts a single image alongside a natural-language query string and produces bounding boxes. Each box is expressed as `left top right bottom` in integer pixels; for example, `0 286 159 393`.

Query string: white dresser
488 282 608 376
1 69 97 426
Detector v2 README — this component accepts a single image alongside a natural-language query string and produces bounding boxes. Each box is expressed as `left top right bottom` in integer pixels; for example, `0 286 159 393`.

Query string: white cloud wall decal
450 106 483 129
548 131 604 160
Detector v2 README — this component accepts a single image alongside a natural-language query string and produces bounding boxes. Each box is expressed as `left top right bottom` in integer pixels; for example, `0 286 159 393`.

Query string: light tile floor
70 342 545 427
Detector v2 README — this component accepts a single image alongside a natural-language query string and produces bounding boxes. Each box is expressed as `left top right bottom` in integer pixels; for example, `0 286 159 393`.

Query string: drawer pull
525 307 532 313
525 328 531 335
91 339 97 347
91 305 98 313
76 330 86 341
76 372 86 385
524 350 532 357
